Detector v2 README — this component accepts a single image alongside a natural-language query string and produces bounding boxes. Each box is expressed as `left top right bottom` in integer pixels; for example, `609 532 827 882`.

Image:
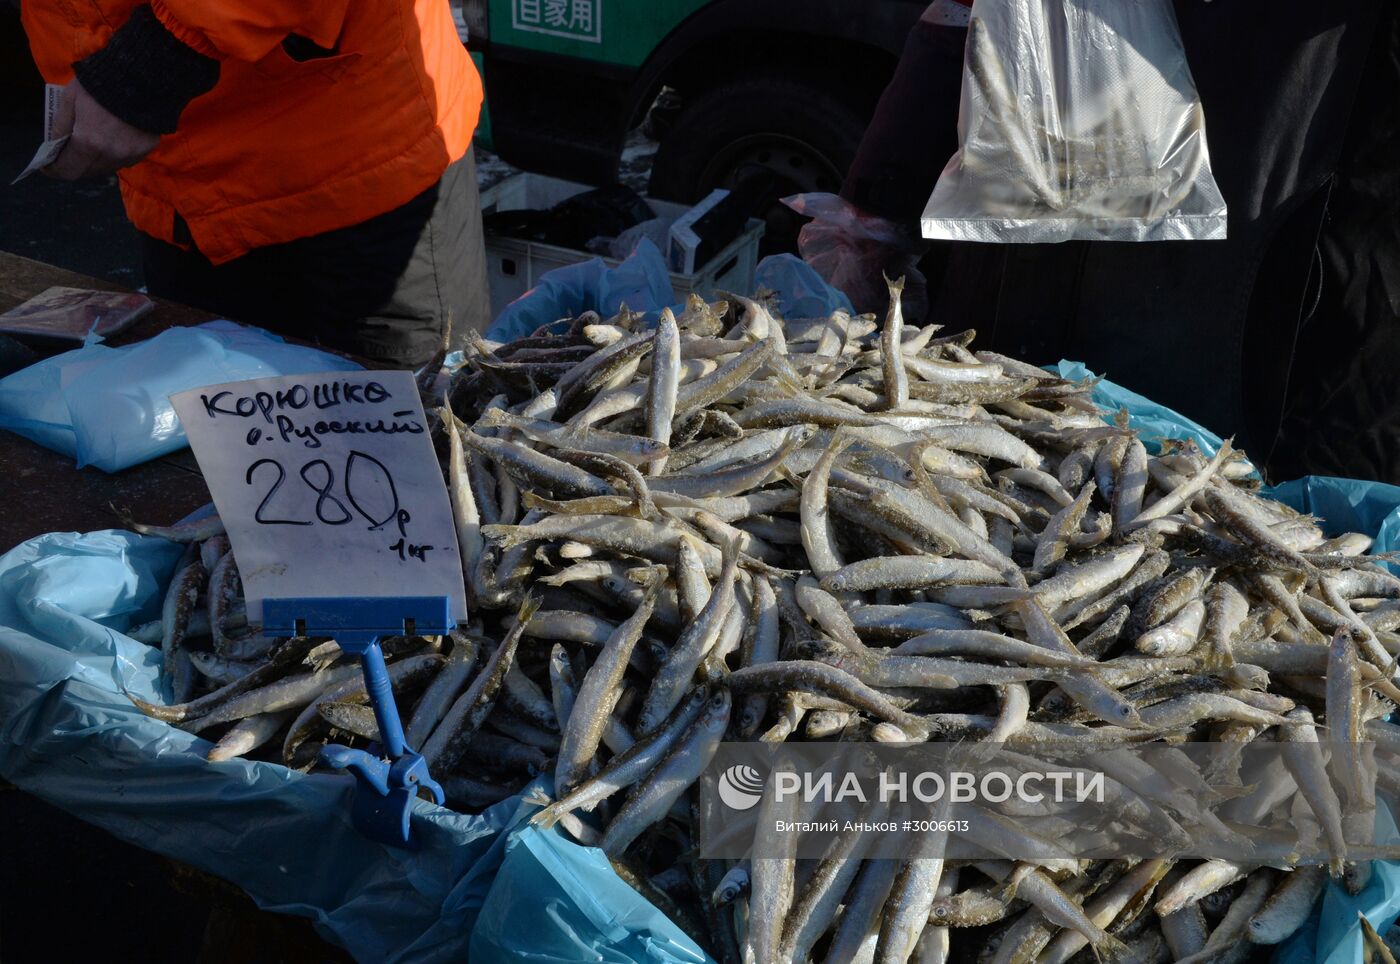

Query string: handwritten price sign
172 370 467 625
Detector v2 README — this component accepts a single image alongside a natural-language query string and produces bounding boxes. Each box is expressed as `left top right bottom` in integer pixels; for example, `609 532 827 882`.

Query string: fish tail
530 804 565 830
124 689 183 723
522 785 553 809
476 407 507 428
480 524 521 546
517 593 543 625
991 878 1021 904
1090 934 1133 963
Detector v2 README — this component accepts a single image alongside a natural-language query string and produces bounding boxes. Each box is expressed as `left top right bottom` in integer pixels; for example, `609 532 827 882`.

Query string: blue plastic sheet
471 826 707 963
0 320 359 472
0 529 706 962
1050 358 1226 457
752 254 854 320
488 238 676 344
1267 476 1400 554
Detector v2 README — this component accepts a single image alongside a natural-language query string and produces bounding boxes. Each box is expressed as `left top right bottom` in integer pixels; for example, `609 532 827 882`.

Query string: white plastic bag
922 0 1227 243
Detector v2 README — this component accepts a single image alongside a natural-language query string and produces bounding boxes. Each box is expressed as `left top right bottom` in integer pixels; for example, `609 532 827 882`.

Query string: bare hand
45 79 160 180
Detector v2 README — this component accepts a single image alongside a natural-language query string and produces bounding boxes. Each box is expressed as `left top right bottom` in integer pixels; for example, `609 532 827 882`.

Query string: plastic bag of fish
122 284 1400 963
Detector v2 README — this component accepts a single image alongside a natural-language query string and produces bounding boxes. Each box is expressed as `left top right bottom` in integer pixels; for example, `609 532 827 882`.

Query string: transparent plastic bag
922 0 1227 243
785 193 926 318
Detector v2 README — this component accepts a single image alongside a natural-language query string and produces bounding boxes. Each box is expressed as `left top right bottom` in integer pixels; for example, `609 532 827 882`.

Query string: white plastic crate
479 173 765 319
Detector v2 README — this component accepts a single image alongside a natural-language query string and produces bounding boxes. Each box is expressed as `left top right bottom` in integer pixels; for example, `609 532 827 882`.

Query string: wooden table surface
0 251 216 549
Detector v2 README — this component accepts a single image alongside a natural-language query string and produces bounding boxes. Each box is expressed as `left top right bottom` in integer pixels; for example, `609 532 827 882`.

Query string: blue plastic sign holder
262 594 451 848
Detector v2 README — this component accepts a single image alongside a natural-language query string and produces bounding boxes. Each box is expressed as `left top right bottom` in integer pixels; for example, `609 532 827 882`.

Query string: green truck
461 0 926 248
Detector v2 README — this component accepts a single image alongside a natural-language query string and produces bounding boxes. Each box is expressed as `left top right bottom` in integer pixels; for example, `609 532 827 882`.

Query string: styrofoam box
479 173 765 317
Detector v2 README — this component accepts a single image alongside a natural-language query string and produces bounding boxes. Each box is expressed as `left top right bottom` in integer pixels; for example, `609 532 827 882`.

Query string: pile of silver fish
123 284 1400 963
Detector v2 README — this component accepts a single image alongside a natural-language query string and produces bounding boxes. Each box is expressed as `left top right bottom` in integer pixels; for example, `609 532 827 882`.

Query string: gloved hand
784 193 928 322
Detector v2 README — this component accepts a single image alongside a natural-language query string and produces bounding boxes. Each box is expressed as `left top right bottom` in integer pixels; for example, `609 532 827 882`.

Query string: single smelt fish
600 689 729 856
646 307 682 476
207 709 294 763
555 570 664 794
422 597 538 771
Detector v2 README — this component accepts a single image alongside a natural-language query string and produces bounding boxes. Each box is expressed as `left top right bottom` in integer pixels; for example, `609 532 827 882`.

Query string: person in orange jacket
22 0 490 368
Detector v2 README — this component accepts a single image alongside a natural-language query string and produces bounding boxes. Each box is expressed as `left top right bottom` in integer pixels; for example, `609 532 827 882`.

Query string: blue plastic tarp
1050 358 1226 457
0 320 359 472
1268 476 1400 556
487 238 676 344
0 530 706 962
752 255 854 320
472 826 708 963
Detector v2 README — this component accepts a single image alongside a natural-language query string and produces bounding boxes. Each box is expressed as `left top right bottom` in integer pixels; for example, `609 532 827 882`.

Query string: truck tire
648 72 870 254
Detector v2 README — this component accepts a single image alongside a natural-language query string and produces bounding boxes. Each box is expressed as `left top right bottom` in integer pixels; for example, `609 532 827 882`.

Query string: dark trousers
142 149 491 369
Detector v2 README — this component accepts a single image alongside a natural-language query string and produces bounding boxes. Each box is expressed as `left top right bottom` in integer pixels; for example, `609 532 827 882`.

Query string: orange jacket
23 0 481 264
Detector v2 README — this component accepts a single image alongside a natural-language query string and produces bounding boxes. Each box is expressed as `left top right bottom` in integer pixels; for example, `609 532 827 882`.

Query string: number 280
245 450 405 532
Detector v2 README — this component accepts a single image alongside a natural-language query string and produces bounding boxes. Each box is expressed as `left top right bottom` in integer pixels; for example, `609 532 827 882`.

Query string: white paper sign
171 371 467 625
12 84 71 185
